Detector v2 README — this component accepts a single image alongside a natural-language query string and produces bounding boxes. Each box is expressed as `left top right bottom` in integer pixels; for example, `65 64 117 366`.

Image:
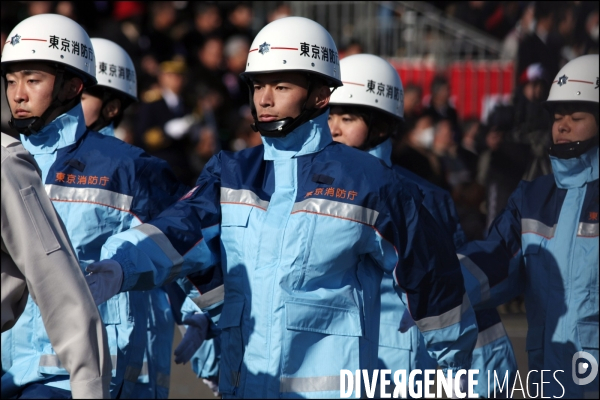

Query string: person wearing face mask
84 17 478 398
393 114 447 190
1 14 187 399
458 54 599 398
328 53 517 398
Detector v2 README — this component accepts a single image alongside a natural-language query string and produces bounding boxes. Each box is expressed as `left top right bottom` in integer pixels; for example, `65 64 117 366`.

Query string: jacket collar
21 103 87 155
367 138 393 168
261 110 333 160
550 146 599 189
99 122 115 137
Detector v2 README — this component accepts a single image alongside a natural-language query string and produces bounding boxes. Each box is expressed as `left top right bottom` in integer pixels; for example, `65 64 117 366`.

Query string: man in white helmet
328 53 518 398
458 54 599 398
86 17 477 398
81 37 183 399
1 14 187 399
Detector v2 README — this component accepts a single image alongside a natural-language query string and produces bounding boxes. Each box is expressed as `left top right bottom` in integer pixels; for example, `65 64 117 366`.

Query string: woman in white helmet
86 17 477 398
458 54 599 398
328 53 518 398
1 14 188 399
81 38 137 136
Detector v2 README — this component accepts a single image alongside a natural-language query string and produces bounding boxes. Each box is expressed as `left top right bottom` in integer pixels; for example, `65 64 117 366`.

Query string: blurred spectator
457 118 480 181
182 3 223 66
516 1 562 84
423 75 460 137
484 2 522 40
501 2 535 60
392 114 447 189
453 1 489 32
339 39 364 59
267 3 292 23
432 119 471 190
477 106 531 232
402 84 424 128
223 2 253 43
134 60 196 186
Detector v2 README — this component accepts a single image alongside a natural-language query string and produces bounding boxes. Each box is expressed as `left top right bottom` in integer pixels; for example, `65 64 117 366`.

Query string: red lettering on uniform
66 174 76 184
55 172 65 182
347 190 358 200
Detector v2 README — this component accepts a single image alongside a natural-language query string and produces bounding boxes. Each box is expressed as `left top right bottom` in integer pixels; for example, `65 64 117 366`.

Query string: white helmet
241 16 342 87
330 54 404 120
2 14 96 86
546 54 599 106
90 38 137 102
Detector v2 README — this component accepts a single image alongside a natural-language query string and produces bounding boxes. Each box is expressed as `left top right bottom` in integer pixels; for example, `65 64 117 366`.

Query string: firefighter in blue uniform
86 17 478 398
1 15 186 398
81 37 182 399
328 53 518 398
458 54 599 398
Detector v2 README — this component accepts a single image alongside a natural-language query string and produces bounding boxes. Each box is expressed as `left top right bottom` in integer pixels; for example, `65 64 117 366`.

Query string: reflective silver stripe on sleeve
457 254 490 302
577 222 599 237
40 354 118 371
45 184 133 211
474 322 508 349
133 224 184 280
291 198 379 226
156 372 170 389
193 285 224 309
280 375 340 393
414 294 471 332
521 218 556 239
220 187 269 209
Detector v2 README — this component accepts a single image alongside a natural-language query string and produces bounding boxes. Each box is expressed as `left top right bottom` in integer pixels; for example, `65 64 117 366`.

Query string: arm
457 183 526 309
373 179 478 373
0 140 111 399
99 152 224 292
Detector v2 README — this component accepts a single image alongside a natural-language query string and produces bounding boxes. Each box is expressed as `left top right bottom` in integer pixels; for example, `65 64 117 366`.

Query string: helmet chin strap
549 135 599 159
87 90 114 132
247 76 330 138
6 67 74 136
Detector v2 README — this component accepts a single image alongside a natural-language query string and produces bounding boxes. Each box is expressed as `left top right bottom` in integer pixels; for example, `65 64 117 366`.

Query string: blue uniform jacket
1 104 186 398
100 111 477 398
370 139 517 398
458 146 599 398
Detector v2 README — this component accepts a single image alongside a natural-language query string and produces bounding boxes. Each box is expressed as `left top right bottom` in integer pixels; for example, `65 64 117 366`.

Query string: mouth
555 139 572 144
14 109 30 117
259 114 278 122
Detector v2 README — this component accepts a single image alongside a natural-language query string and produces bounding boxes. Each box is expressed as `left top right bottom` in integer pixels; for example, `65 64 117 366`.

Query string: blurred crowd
1 1 598 251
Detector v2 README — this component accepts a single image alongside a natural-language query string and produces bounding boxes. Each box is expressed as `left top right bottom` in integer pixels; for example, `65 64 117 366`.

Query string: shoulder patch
142 88 163 103
1 133 21 148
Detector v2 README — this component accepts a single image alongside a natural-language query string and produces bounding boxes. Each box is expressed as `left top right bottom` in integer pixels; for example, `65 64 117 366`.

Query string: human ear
102 98 122 119
313 85 331 109
62 77 84 100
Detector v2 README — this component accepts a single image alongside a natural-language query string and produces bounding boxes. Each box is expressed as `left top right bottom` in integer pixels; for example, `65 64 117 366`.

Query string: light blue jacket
1 104 186 398
100 111 477 398
369 139 517 397
98 122 176 399
459 146 599 398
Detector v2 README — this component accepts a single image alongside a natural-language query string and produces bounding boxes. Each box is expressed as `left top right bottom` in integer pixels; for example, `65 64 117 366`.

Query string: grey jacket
1 133 111 398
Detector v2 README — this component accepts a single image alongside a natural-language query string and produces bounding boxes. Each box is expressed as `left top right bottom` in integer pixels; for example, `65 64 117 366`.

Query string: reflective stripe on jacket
1 104 186 398
458 146 599 398
101 111 477 398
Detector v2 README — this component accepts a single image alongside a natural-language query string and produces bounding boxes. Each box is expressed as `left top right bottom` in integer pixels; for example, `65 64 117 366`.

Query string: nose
557 120 570 135
328 117 341 137
257 87 273 109
11 80 28 104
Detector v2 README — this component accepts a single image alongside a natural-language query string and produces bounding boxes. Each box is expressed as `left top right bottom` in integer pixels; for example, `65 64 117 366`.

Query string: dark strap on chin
549 136 599 159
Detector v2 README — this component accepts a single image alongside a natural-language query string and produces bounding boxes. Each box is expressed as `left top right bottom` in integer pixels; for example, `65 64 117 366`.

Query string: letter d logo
572 351 598 386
